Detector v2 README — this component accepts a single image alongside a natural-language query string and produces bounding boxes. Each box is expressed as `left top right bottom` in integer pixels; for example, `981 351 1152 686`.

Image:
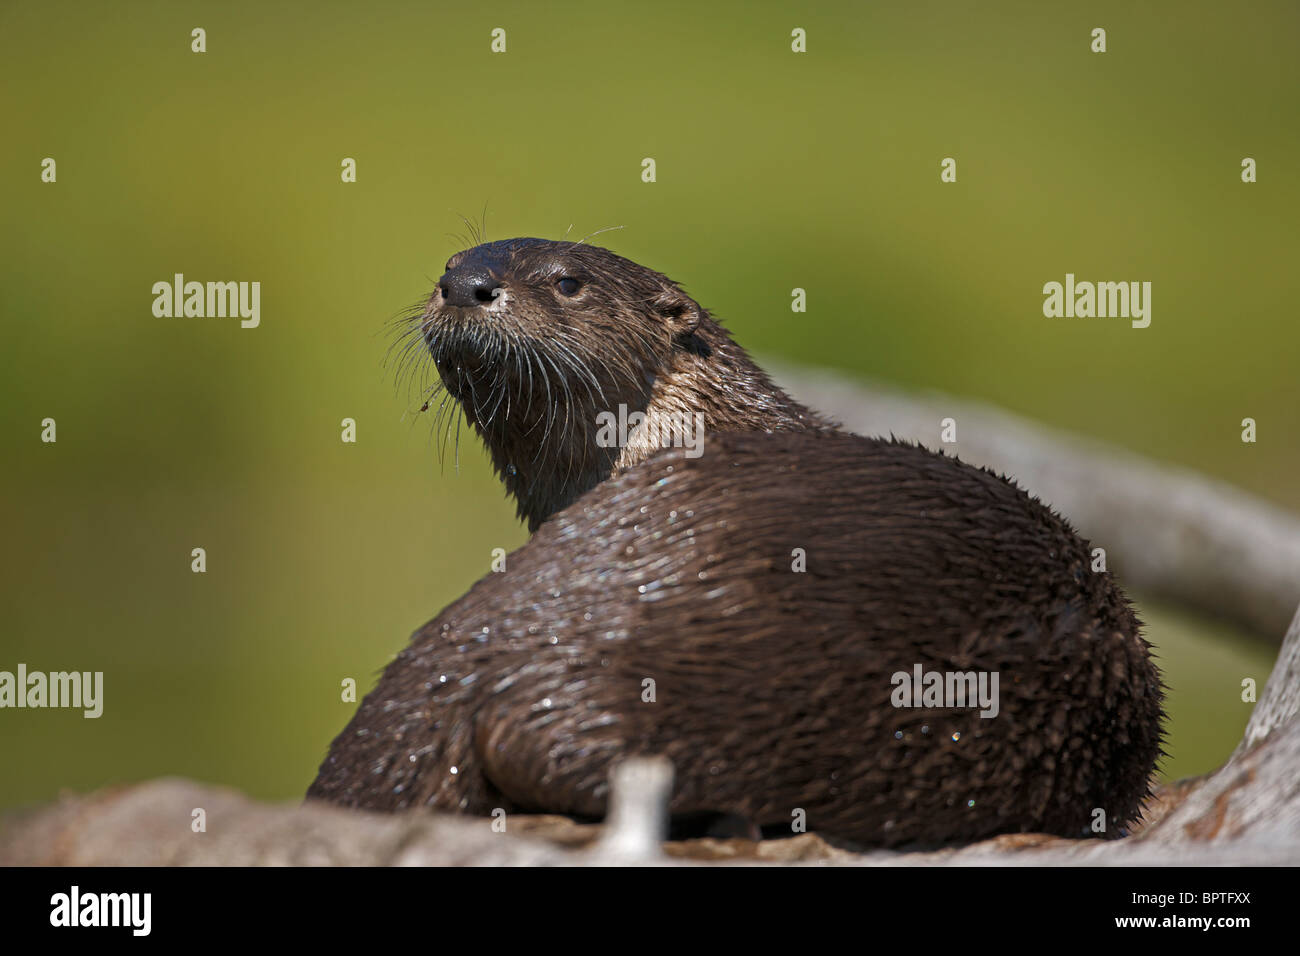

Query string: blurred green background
1 0 1294 811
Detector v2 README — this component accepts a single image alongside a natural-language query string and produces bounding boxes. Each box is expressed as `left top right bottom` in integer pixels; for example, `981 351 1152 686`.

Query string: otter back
309 430 1164 847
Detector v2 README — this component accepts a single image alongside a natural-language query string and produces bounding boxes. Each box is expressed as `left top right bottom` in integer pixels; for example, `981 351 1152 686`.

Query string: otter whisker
392 332 433 398
569 224 626 248
535 353 564 463
447 402 462 471
547 336 603 398
520 339 537 420
434 397 457 468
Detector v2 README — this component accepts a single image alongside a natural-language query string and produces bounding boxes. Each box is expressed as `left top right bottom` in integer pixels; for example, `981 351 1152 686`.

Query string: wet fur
316 238 1166 846
309 431 1165 845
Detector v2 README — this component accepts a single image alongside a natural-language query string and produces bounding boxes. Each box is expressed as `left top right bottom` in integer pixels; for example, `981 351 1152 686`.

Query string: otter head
405 237 820 531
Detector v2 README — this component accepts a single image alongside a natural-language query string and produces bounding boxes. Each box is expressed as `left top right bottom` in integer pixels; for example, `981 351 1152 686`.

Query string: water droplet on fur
967 799 976 808
894 731 903 740
506 464 517 476
450 766 459 775
951 732 961 742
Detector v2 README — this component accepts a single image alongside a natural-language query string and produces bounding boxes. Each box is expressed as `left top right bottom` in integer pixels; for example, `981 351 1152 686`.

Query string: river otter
308 238 1165 846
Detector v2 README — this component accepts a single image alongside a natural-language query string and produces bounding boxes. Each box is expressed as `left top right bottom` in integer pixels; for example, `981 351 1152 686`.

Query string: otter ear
652 287 702 336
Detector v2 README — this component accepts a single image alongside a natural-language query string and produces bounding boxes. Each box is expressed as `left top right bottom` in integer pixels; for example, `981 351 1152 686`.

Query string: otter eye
556 277 582 297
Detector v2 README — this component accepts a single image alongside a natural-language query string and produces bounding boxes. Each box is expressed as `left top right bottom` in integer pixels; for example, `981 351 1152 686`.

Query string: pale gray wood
773 365 1300 642
1242 603 1300 749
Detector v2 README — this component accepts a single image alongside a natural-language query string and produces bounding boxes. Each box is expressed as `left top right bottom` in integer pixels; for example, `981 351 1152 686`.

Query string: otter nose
439 267 502 307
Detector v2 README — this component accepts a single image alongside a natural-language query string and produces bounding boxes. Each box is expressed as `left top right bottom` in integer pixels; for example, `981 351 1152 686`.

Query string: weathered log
773 366 1300 642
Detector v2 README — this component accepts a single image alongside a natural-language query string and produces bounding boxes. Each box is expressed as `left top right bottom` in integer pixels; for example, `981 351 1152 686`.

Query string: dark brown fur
392 237 825 531
310 431 1164 844
311 239 1165 846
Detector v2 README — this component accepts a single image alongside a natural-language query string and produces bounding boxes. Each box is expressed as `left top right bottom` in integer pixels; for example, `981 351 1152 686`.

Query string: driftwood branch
773 365 1300 642
1241 602 1300 750
2 704 1296 865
